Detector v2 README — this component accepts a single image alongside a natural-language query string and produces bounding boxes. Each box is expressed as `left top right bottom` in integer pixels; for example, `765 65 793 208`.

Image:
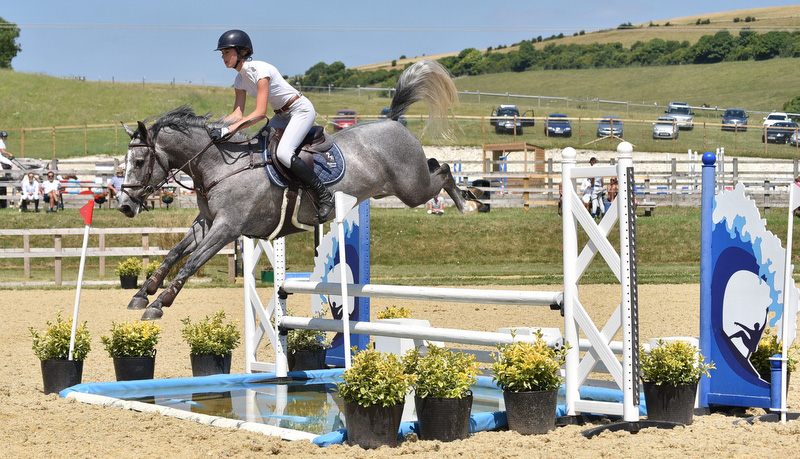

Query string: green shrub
144 260 160 278
101 321 161 358
376 305 412 320
336 347 416 407
491 330 568 392
29 311 91 361
749 328 799 381
180 310 241 356
640 339 714 386
286 310 332 353
115 257 142 276
403 344 480 398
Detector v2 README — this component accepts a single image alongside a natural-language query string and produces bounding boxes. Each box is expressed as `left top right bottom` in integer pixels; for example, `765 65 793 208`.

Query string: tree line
292 30 800 88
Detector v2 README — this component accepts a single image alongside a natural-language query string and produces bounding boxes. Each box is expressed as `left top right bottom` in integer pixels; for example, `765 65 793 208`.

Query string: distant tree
783 95 800 117
391 59 396 67
733 17 741 23
0 17 21 68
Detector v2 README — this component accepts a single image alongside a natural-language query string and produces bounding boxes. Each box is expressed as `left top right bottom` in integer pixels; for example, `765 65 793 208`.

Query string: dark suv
490 105 534 135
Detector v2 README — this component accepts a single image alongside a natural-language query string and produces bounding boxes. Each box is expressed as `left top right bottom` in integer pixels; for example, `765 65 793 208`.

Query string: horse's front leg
141 223 237 320
128 215 209 310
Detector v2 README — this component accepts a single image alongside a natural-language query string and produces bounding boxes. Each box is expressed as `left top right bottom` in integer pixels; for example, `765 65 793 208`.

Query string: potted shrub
181 310 241 376
402 344 481 441
286 311 332 371
640 339 715 425
336 347 416 449
491 330 568 435
749 328 799 383
29 312 91 394
115 257 142 289
376 306 413 320
101 321 161 381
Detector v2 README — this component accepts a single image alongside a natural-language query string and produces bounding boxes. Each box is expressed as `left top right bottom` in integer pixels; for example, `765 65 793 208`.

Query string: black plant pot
190 353 232 377
161 196 173 204
40 359 83 395
414 391 473 442
113 350 156 381
503 389 558 435
119 275 138 289
643 382 696 425
344 401 404 449
288 349 327 371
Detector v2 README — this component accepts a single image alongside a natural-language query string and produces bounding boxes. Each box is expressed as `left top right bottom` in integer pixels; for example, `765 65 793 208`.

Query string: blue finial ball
702 152 716 165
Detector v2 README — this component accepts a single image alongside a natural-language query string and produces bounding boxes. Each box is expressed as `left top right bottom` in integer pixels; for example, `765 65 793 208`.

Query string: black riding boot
289 155 334 223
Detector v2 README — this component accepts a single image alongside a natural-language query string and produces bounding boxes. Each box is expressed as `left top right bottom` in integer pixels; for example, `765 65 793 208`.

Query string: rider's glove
210 127 230 141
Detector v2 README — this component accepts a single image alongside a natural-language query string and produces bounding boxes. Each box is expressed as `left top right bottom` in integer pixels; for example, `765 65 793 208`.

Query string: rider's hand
210 127 230 141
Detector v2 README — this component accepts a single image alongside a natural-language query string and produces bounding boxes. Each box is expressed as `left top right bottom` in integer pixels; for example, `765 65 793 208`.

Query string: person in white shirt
579 157 604 218
427 195 445 215
212 29 332 224
0 131 14 169
41 171 61 213
20 172 41 212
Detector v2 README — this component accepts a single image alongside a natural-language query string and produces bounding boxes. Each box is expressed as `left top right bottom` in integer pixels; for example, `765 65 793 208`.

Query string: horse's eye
135 159 145 168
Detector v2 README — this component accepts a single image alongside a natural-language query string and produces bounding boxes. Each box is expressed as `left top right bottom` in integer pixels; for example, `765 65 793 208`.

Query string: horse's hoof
141 307 163 320
461 201 482 215
127 296 149 310
466 187 484 199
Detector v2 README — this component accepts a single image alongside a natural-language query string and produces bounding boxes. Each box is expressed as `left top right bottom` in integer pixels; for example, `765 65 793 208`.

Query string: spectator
20 172 41 212
427 195 445 215
580 157 604 218
42 171 61 213
107 167 124 199
0 131 14 169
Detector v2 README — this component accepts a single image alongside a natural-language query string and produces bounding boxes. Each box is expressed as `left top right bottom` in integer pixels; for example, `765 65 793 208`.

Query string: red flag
79 199 94 225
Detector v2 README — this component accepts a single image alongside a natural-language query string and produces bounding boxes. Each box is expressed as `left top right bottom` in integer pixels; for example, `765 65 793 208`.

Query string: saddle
257 125 345 239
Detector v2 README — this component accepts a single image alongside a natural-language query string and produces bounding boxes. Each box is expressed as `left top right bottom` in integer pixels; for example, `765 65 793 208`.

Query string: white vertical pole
243 237 255 373
780 186 795 423
616 142 637 422
561 147 579 416
334 192 358 369
68 223 91 361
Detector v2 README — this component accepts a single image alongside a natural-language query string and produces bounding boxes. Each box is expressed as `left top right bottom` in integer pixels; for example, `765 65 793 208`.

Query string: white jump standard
245 142 663 434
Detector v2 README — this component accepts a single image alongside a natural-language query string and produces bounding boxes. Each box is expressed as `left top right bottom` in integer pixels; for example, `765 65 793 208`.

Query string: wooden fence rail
0 227 235 285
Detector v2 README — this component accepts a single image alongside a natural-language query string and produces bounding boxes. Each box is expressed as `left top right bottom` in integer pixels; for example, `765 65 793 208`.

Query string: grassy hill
352 5 800 72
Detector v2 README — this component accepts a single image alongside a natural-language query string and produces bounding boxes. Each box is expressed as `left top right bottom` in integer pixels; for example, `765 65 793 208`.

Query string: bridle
121 117 267 210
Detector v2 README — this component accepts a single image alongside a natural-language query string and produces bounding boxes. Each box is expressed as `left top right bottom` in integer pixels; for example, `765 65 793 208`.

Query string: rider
211 29 333 223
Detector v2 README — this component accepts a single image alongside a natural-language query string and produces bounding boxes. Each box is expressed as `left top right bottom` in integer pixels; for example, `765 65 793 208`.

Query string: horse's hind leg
430 161 483 214
128 215 209 310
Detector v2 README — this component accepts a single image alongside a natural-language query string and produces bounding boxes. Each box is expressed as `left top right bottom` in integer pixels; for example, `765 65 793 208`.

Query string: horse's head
119 121 171 217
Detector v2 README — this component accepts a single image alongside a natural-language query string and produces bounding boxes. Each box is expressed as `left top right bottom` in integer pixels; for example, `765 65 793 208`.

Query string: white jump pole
68 200 94 361
334 191 359 369
561 147 580 416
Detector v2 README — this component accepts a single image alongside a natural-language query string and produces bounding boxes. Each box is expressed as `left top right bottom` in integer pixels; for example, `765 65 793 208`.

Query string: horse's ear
121 122 135 138
136 121 149 142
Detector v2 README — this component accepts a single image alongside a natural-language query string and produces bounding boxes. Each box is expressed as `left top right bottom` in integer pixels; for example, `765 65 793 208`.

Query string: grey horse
118 59 482 320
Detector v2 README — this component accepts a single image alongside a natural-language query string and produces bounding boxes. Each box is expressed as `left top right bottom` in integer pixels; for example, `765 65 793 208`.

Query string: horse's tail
388 59 458 138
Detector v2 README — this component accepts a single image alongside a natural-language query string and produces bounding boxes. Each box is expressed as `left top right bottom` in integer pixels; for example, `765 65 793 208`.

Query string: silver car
665 103 694 130
653 116 679 140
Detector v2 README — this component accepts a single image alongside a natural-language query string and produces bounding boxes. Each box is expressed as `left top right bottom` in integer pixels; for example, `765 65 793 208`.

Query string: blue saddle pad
262 139 346 189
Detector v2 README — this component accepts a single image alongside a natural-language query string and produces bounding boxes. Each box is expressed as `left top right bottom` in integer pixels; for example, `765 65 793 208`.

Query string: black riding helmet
215 29 253 59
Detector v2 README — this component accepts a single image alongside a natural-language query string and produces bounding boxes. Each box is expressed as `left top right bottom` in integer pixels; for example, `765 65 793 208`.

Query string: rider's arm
229 77 270 132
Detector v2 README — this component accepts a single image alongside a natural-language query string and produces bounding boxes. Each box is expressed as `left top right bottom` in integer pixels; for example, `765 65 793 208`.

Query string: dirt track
4 285 800 458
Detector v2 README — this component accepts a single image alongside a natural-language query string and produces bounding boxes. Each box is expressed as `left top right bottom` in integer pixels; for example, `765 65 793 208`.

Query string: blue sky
3 1 797 86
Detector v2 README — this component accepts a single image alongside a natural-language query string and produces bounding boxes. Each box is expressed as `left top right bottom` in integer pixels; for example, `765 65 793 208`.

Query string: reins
122 117 268 207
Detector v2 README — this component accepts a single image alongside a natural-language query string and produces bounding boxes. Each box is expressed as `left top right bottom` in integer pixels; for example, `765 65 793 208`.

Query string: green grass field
2 205 799 289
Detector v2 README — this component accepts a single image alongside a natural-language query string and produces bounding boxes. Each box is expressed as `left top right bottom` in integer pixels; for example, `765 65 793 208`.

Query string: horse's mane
149 105 250 142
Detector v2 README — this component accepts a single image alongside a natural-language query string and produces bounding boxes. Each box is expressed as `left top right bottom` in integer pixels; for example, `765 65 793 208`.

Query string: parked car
332 110 357 131
596 116 623 137
762 121 799 144
653 116 679 140
665 102 693 130
763 112 792 127
380 107 407 127
721 109 748 132
489 105 534 135
790 131 800 147
544 114 572 137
